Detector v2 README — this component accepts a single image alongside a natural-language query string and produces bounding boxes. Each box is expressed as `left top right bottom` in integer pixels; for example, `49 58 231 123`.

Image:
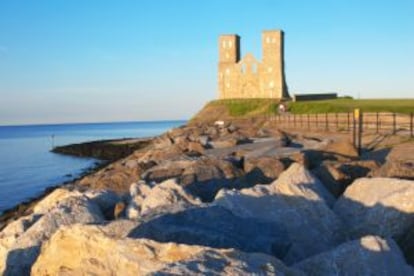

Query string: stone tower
218 30 289 99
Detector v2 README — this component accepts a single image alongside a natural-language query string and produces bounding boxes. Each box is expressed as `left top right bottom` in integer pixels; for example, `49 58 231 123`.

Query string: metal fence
268 112 414 137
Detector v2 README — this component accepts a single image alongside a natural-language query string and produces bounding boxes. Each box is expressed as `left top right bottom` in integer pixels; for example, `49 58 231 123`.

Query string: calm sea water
0 121 185 214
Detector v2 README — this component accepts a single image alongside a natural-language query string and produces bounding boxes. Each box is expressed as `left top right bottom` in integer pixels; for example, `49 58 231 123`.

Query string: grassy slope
190 98 414 123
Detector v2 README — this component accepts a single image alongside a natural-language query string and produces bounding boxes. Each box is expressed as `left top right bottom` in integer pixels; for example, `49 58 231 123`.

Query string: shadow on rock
128 205 290 260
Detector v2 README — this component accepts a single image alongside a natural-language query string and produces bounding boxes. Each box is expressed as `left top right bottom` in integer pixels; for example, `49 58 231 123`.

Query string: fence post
325 113 328 131
307 114 310 129
376 112 379 133
393 113 396 134
336 113 338 130
358 111 363 155
293 114 296 127
316 114 318 129
411 112 413 138
347 112 350 132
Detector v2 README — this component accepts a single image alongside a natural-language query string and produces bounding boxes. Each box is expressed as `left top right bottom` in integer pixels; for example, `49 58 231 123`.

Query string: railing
267 112 414 137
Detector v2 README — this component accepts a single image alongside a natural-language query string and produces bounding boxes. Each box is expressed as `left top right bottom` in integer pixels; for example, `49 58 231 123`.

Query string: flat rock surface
293 235 414 276
129 205 290 259
32 224 303 276
214 163 345 264
334 177 414 240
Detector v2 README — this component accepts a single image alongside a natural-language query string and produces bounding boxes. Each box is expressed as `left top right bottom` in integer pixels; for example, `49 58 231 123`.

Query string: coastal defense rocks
312 160 380 197
244 156 286 184
32 224 302 276
140 179 201 215
371 142 414 179
129 205 290 259
293 236 414 276
334 177 414 240
142 157 246 202
214 163 345 264
126 179 201 219
0 196 104 275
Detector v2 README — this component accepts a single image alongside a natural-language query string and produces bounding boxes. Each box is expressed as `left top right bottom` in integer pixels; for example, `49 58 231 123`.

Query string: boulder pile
1 122 414 275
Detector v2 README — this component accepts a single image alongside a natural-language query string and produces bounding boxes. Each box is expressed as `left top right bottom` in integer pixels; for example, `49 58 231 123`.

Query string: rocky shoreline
1 119 414 275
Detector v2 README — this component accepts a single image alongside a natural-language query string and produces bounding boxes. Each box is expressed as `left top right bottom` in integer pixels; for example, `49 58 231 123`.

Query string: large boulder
293 236 414 276
312 160 380 197
244 156 286 184
333 177 414 240
214 163 345 264
129 205 290 259
370 142 414 179
142 157 246 202
126 179 201 219
32 224 302 276
0 196 104 275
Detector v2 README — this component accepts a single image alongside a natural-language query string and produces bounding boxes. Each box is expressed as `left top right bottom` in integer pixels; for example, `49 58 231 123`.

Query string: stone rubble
1 122 413 275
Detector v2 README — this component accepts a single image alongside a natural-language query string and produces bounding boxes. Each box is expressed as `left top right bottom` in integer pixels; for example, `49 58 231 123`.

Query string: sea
0 120 185 214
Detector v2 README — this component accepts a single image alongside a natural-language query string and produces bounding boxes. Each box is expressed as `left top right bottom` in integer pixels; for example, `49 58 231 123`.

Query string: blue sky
0 0 413 125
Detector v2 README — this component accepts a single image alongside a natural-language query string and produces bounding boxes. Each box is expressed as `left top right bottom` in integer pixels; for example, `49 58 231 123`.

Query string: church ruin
218 30 290 99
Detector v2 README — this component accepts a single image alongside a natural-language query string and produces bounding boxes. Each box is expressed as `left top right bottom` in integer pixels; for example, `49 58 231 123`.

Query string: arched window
252 63 257 74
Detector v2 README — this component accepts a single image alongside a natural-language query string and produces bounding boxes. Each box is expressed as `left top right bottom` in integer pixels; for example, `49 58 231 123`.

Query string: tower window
229 41 233 48
266 37 270 43
252 64 257 74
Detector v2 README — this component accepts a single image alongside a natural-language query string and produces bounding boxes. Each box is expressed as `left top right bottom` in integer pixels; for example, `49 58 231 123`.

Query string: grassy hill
190 98 414 123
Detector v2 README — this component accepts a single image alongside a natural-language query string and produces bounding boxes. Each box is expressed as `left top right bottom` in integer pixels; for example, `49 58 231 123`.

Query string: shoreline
0 136 154 230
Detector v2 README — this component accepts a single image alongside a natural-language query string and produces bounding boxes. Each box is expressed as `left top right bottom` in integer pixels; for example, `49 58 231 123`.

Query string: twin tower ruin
218 30 290 99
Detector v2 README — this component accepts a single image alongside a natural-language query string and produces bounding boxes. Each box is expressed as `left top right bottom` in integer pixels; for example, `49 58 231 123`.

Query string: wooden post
393 113 396 134
376 112 379 133
358 111 363 156
347 112 350 131
325 113 328 131
316 114 318 129
307 114 310 129
410 112 413 138
336 113 338 130
293 114 296 127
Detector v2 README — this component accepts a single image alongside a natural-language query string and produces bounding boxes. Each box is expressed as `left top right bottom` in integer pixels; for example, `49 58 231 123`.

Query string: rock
293 236 414 276
197 135 210 146
334 177 414 240
323 139 358 158
276 163 335 207
179 157 247 202
78 159 143 194
141 160 191 184
32 224 302 276
208 138 239 149
244 156 286 184
214 163 345 264
126 181 152 219
142 157 246 202
84 189 122 219
140 179 201 215
0 196 104 275
129 205 290 259
312 160 380 197
187 141 205 154
32 188 81 214
114 201 126 219
370 142 414 179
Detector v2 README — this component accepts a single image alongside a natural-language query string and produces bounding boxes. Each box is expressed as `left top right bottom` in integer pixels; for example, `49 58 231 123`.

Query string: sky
0 0 413 125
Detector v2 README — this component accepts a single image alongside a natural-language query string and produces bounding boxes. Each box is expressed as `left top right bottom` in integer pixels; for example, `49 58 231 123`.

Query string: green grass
210 99 280 117
288 98 414 114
